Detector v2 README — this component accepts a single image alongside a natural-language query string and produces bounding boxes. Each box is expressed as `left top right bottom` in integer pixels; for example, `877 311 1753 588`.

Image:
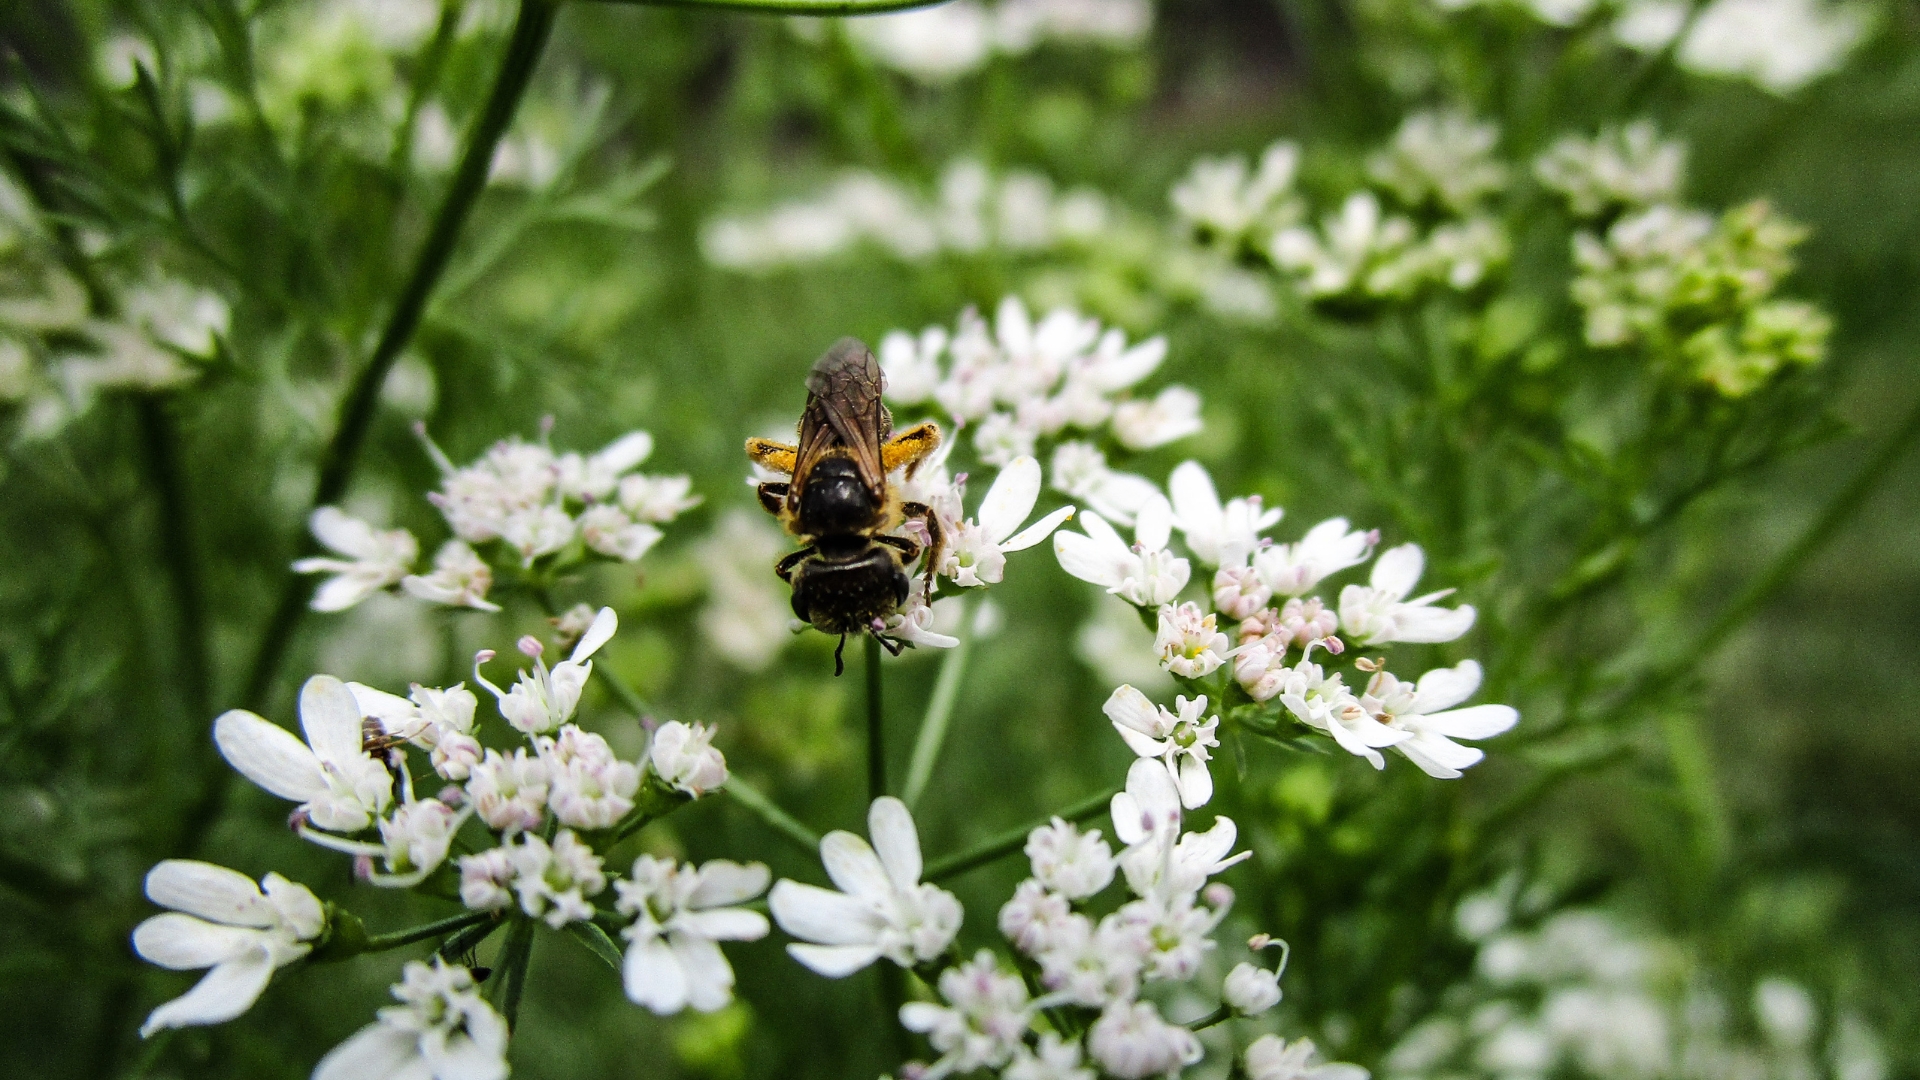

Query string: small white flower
1109 758 1249 902
1280 661 1409 769
769 796 963 976
1271 192 1420 299
973 411 1039 467
1535 122 1686 218
878 576 962 650
1168 460 1282 568
1024 817 1116 900
1244 1035 1371 1080
1339 543 1476 645
1233 636 1290 703
214 675 394 833
1110 385 1203 450
1104 686 1220 809
1171 141 1303 244
648 719 730 796
1224 961 1283 1015
617 472 702 523
1053 495 1191 608
543 725 642 829
508 829 606 928
464 748 550 834
579 504 664 562
1214 565 1273 620
475 606 618 735
879 326 949 405
1004 1032 1098 1080
556 430 654 502
1033 912 1145 1006
1364 661 1519 778
361 798 464 886
313 959 508 1080
458 847 516 912
1086 999 1203 1080
898 950 1033 1078
401 540 500 612
1048 441 1160 526
1255 518 1376 597
616 856 771 1014
1114 884 1232 981
292 507 418 612
131 861 324 1036
499 503 575 565
998 877 1077 955
1367 110 1508 213
1153 602 1231 679
940 456 1075 587
424 433 557 545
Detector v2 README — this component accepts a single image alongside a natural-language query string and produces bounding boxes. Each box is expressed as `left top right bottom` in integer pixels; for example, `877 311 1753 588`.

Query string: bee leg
880 421 942 478
746 437 798 475
833 633 847 677
875 533 921 563
774 546 813 583
901 501 945 588
875 634 904 657
757 482 789 517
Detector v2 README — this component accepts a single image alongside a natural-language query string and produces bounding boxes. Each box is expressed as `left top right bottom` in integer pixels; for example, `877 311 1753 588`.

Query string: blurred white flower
1272 192 1420 299
1087 999 1202 1080
508 829 606 928
616 856 771 1014
132 861 324 1037
1004 1033 1098 1080
313 959 508 1080
1172 141 1303 246
542 725 641 829
465 747 550 834
1535 122 1687 218
1168 460 1282 569
1364 661 1519 778
293 507 418 612
1339 544 1477 645
1153 602 1232 679
1368 111 1508 213
1105 686 1220 808
1024 817 1116 899
1111 386 1203 450
458 847 516 912
1225 961 1283 1015
898 950 1034 1077
122 278 230 355
999 877 1077 955
619 473 702 523
579 504 663 562
1054 495 1191 607
770 797 963 976
879 326 949 404
648 720 730 797
475 607 617 735
1614 0 1870 93
214 675 393 833
401 540 500 612
940 455 1075 587
1244 1036 1370 1080
1049 441 1161 526
557 431 654 501
1032 911 1145 1006
697 510 795 671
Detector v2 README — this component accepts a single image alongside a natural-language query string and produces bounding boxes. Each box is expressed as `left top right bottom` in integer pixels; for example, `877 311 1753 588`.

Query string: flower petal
348 683 418 735
1426 704 1518 741
978 456 1042 543
1002 505 1075 554
867 797 923 890
313 1023 421 1080
596 431 654 472
678 908 770 942
1102 685 1166 738
818 831 893 903
769 880 885 946
673 932 738 1012
299 675 366 771
138 950 276 1035
1135 494 1174 552
1168 461 1222 539
213 711 325 804
570 607 619 663
623 935 689 1014
688 861 771 909
1390 603 1476 644
1176 754 1214 809
133 914 257 969
787 942 883 978
1414 660 1482 713
144 860 273 927
1054 530 1126 588
308 506 377 559
1370 543 1424 597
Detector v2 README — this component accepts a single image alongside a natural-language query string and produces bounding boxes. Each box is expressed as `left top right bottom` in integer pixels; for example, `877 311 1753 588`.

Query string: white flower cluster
702 160 1111 271
1567 197 1830 396
812 0 1152 84
1386 887 1888 1080
136 606 764 1065
1534 122 1686 219
1191 114 1510 306
1055 460 1518 778
0 177 230 439
294 426 698 613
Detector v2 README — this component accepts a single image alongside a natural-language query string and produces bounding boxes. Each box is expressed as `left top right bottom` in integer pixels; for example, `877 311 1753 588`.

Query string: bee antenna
833 634 847 677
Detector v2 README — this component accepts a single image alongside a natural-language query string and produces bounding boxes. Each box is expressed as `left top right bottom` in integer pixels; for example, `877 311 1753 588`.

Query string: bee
746 338 944 675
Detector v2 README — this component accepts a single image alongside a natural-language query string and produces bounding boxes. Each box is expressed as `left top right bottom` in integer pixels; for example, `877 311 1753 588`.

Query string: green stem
1187 1005 1232 1032
240 0 561 712
593 660 649 718
726 777 823 853
867 635 886 802
586 0 957 13
902 604 971 808
924 786 1120 882
362 910 494 953
439 918 505 963
134 399 211 721
490 915 537 1030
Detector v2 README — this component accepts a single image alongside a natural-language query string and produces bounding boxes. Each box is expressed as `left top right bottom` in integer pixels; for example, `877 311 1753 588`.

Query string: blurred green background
0 0 1915 1078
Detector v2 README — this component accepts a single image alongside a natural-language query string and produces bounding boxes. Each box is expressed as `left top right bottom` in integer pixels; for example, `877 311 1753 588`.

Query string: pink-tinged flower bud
517 635 545 658
1212 566 1272 621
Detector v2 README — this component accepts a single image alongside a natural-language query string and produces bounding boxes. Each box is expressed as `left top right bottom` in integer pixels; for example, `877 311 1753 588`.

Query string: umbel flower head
132 860 325 1036
314 958 508 1080
616 856 771 1015
769 796 962 976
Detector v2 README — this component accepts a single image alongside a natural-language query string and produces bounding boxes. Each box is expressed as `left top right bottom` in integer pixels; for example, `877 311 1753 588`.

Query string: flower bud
1223 961 1282 1015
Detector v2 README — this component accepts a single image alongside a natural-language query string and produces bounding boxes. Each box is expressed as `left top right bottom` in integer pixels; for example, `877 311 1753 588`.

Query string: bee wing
797 337 890 496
